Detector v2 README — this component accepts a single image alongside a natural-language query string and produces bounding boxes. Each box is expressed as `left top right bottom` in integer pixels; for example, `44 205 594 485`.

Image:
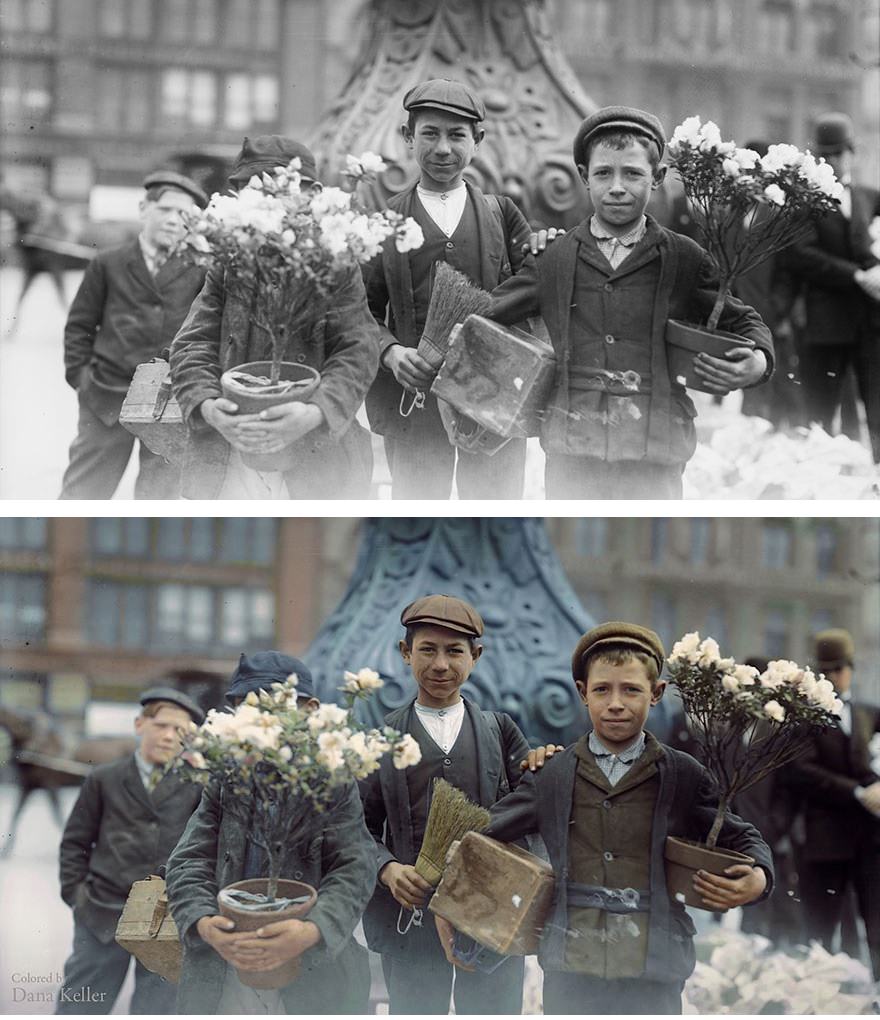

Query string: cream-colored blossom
395 218 424 253
308 702 349 733
341 667 384 694
763 699 785 723
763 183 786 206
392 733 422 769
669 631 701 664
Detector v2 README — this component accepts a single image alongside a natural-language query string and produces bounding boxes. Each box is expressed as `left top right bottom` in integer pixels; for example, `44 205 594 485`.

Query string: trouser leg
854 334 880 463
129 959 178 1015
452 953 524 1015
799 858 847 952
542 972 683 1015
381 952 454 1015
385 432 455 499
796 344 848 434
134 444 181 499
56 920 129 1014
59 398 134 499
853 849 880 980
544 455 683 499
455 437 526 500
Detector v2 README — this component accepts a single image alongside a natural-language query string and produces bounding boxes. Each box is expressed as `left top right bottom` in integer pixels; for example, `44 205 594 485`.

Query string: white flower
697 120 723 152
697 637 723 668
359 151 386 175
730 663 759 687
761 143 803 172
721 674 740 693
279 745 293 762
308 702 349 733
734 147 761 170
669 631 701 664
669 115 703 150
763 183 786 206
763 699 785 723
310 187 351 218
341 667 384 694
395 217 424 253
184 750 207 769
392 733 422 769
722 157 741 178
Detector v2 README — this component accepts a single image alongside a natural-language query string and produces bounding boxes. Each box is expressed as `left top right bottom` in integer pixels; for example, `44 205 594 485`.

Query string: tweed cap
139 686 205 725
142 170 208 209
403 78 485 122
814 628 855 670
401 594 484 638
813 112 855 155
571 621 666 683
228 135 318 185
573 105 666 166
225 651 315 703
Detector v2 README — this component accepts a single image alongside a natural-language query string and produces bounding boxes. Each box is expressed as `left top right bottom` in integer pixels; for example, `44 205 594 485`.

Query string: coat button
603 799 612 809
604 283 613 292
605 334 615 344
296 353 306 363
445 241 455 249
444 758 452 766
294 870 303 879
603 851 613 862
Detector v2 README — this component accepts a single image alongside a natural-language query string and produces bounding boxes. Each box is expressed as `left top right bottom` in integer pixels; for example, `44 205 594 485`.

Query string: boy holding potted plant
453 622 773 1015
489 106 774 499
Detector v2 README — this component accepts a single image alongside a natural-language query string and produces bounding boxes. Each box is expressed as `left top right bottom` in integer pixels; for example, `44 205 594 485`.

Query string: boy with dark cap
359 594 560 1014
437 621 774 1015
165 651 374 1014
489 105 774 499
57 687 205 1014
61 171 209 499
170 135 380 499
363 78 534 499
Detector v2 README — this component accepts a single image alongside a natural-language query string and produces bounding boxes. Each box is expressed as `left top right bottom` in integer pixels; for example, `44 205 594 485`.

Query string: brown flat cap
228 135 318 185
142 170 208 209
814 628 854 670
139 685 204 725
813 112 855 155
400 594 484 638
403 78 485 122
573 105 666 167
571 621 666 683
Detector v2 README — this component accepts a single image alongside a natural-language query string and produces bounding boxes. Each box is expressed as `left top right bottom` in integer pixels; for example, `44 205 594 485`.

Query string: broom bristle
415 778 491 886
418 263 493 369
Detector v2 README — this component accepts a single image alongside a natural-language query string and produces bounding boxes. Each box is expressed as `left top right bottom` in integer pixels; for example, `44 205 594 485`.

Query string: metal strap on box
566 882 650 913
568 366 652 396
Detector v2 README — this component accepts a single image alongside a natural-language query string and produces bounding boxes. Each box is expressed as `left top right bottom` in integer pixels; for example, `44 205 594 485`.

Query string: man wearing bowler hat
61 171 209 499
58 686 205 1013
363 79 534 499
788 628 880 980
784 113 880 461
170 135 380 500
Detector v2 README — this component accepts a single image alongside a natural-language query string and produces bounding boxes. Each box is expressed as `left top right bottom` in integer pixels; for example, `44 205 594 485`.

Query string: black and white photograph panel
0 515 878 1014
2 0 879 500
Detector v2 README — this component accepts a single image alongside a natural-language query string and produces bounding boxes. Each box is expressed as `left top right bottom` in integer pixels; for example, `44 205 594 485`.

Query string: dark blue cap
139 686 205 725
225 651 315 704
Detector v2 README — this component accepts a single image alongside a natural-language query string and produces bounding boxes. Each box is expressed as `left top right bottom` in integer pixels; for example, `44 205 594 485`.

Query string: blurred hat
813 113 855 155
573 105 666 166
400 594 484 638
139 686 205 725
225 651 315 703
403 79 485 122
571 621 666 683
814 628 854 671
228 136 318 186
142 171 208 209
743 140 770 158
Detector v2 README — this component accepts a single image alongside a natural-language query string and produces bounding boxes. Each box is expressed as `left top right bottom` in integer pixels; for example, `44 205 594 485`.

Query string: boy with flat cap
61 171 209 499
439 621 773 1015
359 594 559 1014
165 651 374 1014
58 686 205 1014
489 105 774 499
170 135 379 500
363 78 534 499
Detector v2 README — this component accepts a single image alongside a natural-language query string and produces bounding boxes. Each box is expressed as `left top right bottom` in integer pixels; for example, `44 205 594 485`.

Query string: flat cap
142 170 208 209
814 628 854 670
401 594 484 638
139 686 205 725
228 135 318 186
225 651 315 703
572 105 666 167
571 621 666 683
403 78 485 122
813 112 855 155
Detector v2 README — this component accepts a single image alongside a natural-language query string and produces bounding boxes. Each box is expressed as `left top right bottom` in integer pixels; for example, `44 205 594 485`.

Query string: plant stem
706 795 728 849
706 283 730 332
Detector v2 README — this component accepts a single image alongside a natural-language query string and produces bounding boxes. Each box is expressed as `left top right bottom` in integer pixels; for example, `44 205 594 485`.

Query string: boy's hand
522 227 565 255
196 915 267 967
200 397 267 452
520 744 565 771
434 914 476 972
240 919 321 971
249 402 323 452
384 344 434 392
380 860 433 910
692 863 767 910
691 347 767 393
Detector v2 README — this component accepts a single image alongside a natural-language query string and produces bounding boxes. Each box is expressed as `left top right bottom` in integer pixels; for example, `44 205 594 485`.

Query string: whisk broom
414 778 491 887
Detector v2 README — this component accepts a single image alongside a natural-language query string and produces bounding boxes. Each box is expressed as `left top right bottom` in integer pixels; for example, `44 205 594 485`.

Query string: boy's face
400 623 482 708
576 658 665 753
139 187 197 252
135 704 193 765
578 139 663 238
402 109 483 192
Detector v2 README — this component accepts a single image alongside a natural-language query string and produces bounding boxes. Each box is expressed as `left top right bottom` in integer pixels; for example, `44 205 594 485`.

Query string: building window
651 519 668 564
757 0 795 55
161 68 217 128
815 523 839 578
576 519 608 558
218 519 276 565
0 0 54 33
226 0 280 50
810 608 834 636
0 518 47 551
761 523 792 569
764 605 790 658
160 0 219 43
581 589 608 626
1 58 52 127
0 572 47 644
90 519 277 564
651 591 677 653
96 67 153 134
690 518 711 565
804 3 843 58
704 603 728 649
90 518 150 558
222 73 280 131
97 0 152 38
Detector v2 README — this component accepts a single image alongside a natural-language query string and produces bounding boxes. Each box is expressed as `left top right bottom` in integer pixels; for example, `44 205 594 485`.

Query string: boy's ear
471 642 483 663
650 680 667 705
400 123 413 145
474 128 485 146
574 679 588 704
134 713 145 736
652 165 668 190
576 163 589 188
399 638 412 664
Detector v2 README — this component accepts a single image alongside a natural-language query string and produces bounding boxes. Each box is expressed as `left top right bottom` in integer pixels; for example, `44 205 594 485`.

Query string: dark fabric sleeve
361 251 400 360
357 769 397 879
59 772 103 906
488 253 542 324
485 767 541 844
63 256 107 387
784 221 864 290
168 267 224 430
499 713 532 792
502 198 534 275
785 735 864 804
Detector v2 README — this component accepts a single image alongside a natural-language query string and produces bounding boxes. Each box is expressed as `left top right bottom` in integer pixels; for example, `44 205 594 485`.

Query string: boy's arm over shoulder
63 253 108 388
169 266 225 429
165 782 222 946
499 196 533 275
489 252 541 324
59 770 104 906
485 758 546 844
496 712 531 790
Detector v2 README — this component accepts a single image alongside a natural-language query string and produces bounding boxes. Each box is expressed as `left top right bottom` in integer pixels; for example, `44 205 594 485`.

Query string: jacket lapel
382 701 417 861
462 698 498 807
127 240 159 295
122 755 157 816
467 183 504 287
384 185 419 344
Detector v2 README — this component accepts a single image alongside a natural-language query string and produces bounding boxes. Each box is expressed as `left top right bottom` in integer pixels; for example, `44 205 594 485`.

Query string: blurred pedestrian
59 171 208 499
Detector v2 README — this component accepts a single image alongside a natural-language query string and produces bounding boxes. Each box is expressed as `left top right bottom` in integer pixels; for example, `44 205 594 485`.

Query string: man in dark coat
170 136 380 499
783 113 880 461
363 79 533 499
787 628 880 979
57 687 204 1014
60 171 208 499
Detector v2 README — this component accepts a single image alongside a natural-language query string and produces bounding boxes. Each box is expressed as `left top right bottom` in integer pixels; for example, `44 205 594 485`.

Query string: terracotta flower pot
665 319 755 394
664 835 755 912
220 360 321 471
217 878 318 989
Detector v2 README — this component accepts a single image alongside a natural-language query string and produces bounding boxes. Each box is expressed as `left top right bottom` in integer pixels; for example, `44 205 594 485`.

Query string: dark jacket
362 181 532 437
169 263 380 498
489 217 774 465
165 780 375 1013
486 734 774 983
63 240 206 425
359 697 530 957
58 754 202 943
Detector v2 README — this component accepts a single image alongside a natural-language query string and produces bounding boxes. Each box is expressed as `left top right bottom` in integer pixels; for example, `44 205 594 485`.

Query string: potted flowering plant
665 116 843 390
663 631 842 909
177 153 423 467
173 668 421 988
